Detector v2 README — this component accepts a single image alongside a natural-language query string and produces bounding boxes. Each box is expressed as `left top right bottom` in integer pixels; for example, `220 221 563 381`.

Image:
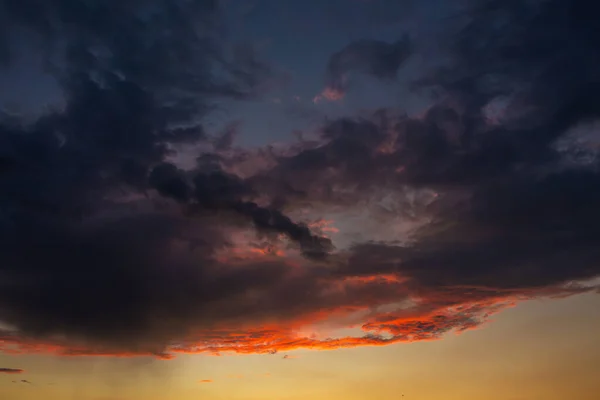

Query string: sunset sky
1 1 600 399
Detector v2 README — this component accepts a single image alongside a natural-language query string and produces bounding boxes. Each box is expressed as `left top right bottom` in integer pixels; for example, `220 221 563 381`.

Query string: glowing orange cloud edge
0 296 518 360
0 239 590 360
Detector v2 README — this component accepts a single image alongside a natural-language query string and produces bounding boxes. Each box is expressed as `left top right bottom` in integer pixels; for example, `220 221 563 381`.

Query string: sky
1 0 600 399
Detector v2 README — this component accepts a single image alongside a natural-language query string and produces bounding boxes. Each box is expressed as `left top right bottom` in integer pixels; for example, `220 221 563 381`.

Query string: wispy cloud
316 35 411 100
0 368 24 374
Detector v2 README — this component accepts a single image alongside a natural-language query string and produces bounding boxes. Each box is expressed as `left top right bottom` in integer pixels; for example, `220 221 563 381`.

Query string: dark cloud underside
0 0 599 357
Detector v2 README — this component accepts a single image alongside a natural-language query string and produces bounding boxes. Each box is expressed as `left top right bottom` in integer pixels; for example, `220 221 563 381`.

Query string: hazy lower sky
1 1 600 399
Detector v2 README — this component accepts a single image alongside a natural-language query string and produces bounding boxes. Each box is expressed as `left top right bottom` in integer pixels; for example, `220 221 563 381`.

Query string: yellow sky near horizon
2 292 599 400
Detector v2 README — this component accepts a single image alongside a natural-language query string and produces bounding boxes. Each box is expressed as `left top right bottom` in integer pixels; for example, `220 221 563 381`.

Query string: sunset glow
1 1 600 399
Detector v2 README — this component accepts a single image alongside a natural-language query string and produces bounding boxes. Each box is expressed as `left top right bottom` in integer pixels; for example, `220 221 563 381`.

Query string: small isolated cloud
313 86 345 104
0 368 24 374
282 354 299 360
198 379 213 384
317 34 412 100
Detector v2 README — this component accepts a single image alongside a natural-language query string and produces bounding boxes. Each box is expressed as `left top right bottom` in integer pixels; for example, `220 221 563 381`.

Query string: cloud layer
0 0 599 359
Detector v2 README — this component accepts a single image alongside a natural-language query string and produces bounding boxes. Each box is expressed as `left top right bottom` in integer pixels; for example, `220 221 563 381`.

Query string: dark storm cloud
0 0 330 357
323 35 412 96
265 0 600 294
0 0 218 83
342 169 600 290
248 116 386 201
148 161 333 258
286 0 600 190
319 0 600 288
0 0 281 103
0 0 600 359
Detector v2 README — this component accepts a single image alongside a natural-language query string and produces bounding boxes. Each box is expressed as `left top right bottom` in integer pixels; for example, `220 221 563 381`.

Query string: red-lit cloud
1 249 590 358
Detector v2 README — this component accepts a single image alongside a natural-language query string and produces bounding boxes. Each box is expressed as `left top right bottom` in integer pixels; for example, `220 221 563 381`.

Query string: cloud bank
0 0 599 359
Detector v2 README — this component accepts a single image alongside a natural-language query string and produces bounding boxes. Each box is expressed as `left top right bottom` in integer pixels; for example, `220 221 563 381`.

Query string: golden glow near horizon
2 293 599 400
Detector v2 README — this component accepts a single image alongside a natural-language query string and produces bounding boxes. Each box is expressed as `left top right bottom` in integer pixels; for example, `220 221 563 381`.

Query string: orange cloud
198 379 213 384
